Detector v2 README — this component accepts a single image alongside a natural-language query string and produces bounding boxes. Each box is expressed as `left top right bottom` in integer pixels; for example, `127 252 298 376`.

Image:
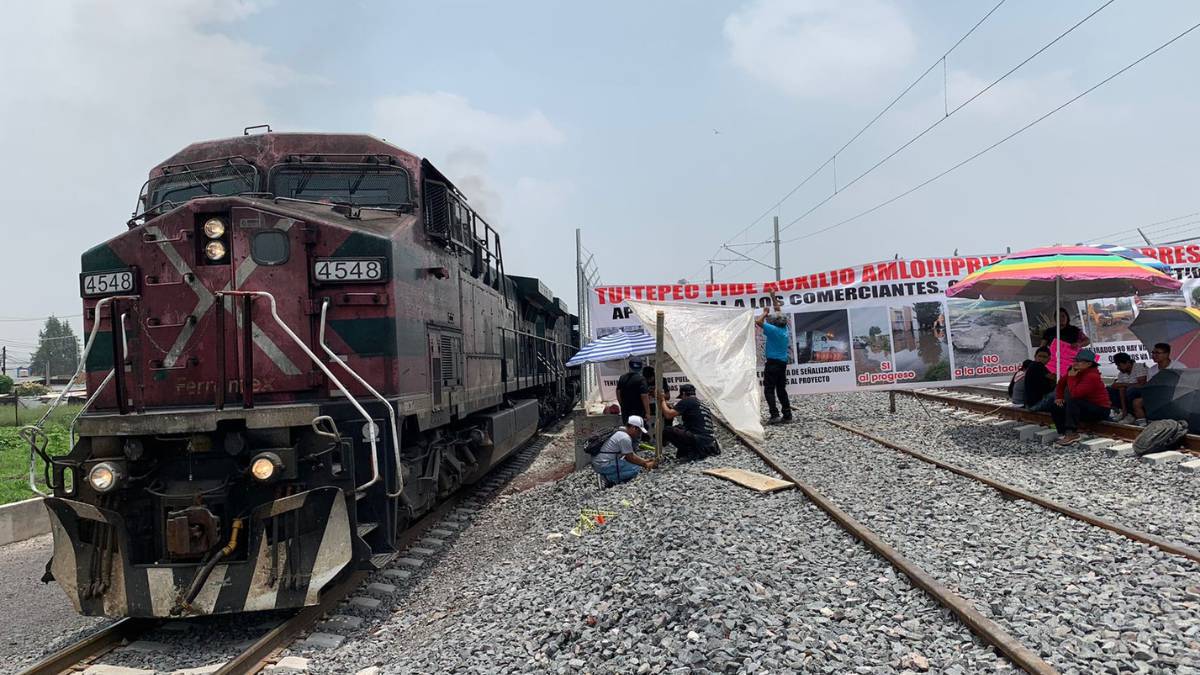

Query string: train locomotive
29 130 578 618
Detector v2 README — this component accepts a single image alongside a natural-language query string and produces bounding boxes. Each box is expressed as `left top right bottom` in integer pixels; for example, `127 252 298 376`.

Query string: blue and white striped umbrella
566 330 657 367
1094 244 1173 274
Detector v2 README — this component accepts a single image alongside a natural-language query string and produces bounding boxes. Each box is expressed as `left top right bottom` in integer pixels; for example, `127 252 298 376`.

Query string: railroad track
904 386 1200 454
18 420 567 675
714 419 1059 675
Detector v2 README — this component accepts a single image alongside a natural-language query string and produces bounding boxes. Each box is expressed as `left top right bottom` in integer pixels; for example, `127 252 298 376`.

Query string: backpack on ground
1133 419 1189 456
583 426 623 456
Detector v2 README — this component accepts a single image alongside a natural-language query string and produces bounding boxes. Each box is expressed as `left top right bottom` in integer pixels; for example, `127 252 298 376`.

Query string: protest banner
587 246 1200 401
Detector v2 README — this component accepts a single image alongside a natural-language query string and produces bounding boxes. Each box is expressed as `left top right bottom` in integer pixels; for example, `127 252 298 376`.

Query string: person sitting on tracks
592 415 657 485
1024 346 1057 412
1107 352 1148 424
755 305 793 424
1130 342 1185 426
617 359 651 424
657 384 721 461
1050 348 1110 446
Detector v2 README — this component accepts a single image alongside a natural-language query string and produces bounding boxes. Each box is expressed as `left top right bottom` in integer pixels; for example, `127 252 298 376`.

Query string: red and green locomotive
33 131 577 617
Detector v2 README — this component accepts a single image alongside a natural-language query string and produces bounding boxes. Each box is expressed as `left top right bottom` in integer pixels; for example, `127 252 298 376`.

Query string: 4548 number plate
313 258 387 283
80 269 137 298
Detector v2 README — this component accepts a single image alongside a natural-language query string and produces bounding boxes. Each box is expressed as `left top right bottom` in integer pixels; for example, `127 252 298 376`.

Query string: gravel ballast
854 392 1200 548
311 425 1008 674
773 392 1200 674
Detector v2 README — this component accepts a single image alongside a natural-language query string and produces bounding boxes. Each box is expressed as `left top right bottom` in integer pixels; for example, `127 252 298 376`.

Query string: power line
0 313 83 323
691 0 1010 280
781 18 1200 246
713 0 1115 279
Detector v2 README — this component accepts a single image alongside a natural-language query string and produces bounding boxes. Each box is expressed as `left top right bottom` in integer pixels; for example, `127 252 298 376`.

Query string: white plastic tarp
625 299 765 443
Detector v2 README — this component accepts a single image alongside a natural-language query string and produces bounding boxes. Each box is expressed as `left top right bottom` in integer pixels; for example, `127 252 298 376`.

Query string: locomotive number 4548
81 270 135 297
314 258 385 282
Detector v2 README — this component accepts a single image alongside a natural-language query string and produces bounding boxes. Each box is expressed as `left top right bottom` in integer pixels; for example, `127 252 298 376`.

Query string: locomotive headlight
202 217 226 239
88 461 124 493
250 452 284 482
205 240 227 261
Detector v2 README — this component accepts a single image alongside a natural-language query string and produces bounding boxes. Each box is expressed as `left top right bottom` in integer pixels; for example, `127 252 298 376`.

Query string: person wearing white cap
592 415 657 485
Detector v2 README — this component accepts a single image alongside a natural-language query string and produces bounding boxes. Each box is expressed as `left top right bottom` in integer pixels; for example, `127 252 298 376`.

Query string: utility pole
709 266 714 285
1 346 5 376
773 215 782 281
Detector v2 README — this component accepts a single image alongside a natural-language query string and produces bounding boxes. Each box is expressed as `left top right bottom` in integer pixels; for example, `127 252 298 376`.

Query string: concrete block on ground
1080 438 1116 451
170 664 225 675
298 632 345 650
84 667 156 675
265 655 311 672
0 497 50 547
1180 458 1200 472
951 410 976 418
381 568 411 582
419 537 445 549
357 668 382 675
1141 450 1187 465
1104 442 1136 457
1015 424 1042 441
991 419 1018 430
937 407 957 414
1036 429 1059 444
428 528 455 538
322 615 364 634
347 596 382 612
397 557 425 568
977 416 999 423
408 546 437 557
365 582 396 597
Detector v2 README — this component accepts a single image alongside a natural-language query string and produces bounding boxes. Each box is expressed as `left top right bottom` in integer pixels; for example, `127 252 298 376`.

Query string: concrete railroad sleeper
825 418 1200 565
17 422 561 675
714 418 1058 675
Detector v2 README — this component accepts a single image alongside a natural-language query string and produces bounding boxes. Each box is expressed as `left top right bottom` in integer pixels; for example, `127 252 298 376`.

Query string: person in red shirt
1050 348 1111 446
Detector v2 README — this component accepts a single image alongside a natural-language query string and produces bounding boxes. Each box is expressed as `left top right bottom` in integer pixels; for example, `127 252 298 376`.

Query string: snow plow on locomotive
26 131 579 618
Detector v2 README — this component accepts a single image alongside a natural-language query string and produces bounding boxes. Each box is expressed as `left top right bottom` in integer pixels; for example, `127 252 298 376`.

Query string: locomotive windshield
144 161 258 212
269 165 411 207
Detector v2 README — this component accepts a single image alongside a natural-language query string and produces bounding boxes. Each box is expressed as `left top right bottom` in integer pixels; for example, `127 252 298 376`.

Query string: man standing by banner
756 306 792 424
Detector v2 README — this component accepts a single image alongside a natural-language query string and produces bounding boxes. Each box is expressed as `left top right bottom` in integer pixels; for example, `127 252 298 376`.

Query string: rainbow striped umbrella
947 245 1180 373
947 245 1180 302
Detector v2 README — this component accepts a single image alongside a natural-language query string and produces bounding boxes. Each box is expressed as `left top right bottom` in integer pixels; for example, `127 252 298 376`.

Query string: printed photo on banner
889 301 951 382
1081 297 1137 343
793 310 850 364
947 298 1029 379
848 306 894 386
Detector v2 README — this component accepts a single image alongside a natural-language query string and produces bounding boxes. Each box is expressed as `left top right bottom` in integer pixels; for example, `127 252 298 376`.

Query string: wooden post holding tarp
889 391 896 414
654 310 665 465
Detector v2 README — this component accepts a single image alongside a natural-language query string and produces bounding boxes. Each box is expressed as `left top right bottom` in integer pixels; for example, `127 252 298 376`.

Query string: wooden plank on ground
702 467 794 493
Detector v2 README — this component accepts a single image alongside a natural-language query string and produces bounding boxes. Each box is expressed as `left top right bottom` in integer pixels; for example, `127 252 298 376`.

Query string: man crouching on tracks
592 415 658 485
658 384 721 461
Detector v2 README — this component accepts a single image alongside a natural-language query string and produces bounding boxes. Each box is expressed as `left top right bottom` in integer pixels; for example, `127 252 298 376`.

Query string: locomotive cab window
145 163 257 211
270 165 411 207
251 230 290 266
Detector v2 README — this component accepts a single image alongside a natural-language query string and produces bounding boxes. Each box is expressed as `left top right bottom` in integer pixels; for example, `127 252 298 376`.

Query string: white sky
1 0 1198 366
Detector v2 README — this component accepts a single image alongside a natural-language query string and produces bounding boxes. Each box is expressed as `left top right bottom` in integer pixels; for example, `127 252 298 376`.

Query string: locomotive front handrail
318 299 404 498
22 295 140 496
217 291 382 494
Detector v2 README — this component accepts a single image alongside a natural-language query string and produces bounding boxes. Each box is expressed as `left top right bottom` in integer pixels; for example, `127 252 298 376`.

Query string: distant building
890 306 917 332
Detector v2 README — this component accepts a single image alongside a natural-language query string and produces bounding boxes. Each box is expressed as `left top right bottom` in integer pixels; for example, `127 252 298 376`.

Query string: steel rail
713 419 1058 675
825 418 1200 564
17 617 158 675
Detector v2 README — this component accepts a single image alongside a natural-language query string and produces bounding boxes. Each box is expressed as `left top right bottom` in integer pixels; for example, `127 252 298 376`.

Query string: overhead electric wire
780 18 1200 246
0 313 83 323
718 0 1118 278
690 0 1010 281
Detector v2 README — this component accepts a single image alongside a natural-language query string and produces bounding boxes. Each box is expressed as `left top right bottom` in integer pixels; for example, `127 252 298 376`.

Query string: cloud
0 0 294 351
723 0 915 99
372 92 565 222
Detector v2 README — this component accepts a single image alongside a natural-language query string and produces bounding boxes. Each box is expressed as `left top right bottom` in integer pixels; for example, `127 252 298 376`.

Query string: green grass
0 403 80 504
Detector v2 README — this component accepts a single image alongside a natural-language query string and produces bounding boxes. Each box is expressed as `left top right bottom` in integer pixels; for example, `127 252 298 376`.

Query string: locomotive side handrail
217 291 382 494
22 295 140 496
318 299 404 498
